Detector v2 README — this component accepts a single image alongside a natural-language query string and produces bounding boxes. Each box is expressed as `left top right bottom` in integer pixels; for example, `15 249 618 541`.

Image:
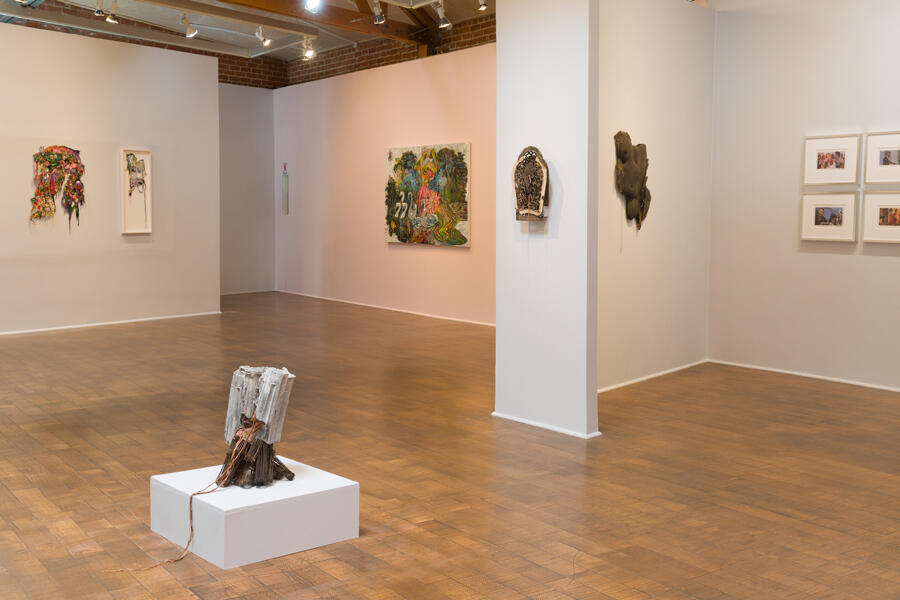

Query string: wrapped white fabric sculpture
216 366 296 488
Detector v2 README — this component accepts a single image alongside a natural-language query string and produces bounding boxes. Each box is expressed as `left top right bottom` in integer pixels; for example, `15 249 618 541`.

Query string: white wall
710 1 900 390
596 0 715 390
0 25 220 334
220 84 275 295
494 0 600 438
273 44 496 325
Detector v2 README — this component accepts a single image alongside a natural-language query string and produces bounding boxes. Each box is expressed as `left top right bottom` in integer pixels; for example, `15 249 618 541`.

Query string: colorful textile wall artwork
30 145 85 226
385 142 470 247
122 148 152 234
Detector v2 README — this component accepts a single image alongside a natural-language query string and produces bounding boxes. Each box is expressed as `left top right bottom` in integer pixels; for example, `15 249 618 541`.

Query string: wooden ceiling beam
353 0 372 14
401 6 434 28
217 0 419 44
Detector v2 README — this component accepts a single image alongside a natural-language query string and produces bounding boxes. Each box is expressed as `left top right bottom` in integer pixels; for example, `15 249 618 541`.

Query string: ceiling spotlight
303 0 322 11
435 1 451 29
478 0 487 11
93 0 104 16
372 1 385 25
254 25 272 46
105 0 118 23
301 39 316 61
181 14 198 38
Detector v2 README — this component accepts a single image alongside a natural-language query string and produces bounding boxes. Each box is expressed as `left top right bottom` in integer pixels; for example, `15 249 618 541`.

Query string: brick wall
219 55 287 89
6 4 494 89
286 12 495 87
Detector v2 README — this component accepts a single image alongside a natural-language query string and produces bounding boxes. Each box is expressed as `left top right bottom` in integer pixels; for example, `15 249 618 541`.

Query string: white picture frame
864 132 900 184
801 193 857 242
862 192 900 243
121 148 152 234
803 134 860 185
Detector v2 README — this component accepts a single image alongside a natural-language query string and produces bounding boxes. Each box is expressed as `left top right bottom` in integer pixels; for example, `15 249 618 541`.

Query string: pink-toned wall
273 43 496 325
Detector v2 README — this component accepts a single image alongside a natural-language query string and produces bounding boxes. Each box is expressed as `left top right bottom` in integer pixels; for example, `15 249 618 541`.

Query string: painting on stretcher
385 142 471 247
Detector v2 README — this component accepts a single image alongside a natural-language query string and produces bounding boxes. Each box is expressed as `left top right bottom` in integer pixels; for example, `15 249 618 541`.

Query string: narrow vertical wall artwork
122 148 152 234
385 142 471 247
30 145 86 227
282 163 290 215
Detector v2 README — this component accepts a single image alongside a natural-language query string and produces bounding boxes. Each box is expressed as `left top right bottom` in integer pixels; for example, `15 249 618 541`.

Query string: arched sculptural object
513 146 549 221
614 131 651 229
216 366 296 488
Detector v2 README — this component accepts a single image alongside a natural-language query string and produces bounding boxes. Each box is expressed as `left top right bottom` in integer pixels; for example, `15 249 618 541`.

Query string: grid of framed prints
802 132 900 244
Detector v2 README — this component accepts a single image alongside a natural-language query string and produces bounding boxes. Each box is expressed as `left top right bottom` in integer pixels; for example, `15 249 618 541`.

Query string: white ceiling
55 0 494 60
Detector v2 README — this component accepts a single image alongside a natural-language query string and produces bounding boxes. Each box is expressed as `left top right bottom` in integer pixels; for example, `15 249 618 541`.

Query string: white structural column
493 0 600 438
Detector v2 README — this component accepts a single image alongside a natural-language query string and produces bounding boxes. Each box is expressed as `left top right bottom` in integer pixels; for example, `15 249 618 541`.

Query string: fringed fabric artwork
30 145 85 227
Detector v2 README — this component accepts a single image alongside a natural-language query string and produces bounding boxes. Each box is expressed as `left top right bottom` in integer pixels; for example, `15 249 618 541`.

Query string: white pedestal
150 457 359 569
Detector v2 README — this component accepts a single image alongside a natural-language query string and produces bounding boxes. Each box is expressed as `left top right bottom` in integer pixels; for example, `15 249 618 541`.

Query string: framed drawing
385 142 470 247
801 193 857 242
803 135 860 185
121 148 151 234
862 192 900 243
864 132 900 184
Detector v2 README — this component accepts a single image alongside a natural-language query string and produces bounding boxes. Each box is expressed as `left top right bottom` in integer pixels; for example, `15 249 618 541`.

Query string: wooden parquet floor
0 292 899 599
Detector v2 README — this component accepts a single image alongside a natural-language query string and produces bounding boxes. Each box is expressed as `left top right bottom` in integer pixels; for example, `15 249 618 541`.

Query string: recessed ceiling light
304 0 322 12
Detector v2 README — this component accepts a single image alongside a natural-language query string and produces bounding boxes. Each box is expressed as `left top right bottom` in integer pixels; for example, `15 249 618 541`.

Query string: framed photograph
864 132 900 184
803 134 860 185
801 193 857 242
862 192 900 243
121 148 152 234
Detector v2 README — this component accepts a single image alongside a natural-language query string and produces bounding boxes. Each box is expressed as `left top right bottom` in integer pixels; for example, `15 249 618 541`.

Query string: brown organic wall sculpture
614 131 651 229
514 146 549 221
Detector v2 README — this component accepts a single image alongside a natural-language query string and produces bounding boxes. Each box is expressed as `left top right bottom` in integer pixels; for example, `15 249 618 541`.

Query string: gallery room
1 0 899 597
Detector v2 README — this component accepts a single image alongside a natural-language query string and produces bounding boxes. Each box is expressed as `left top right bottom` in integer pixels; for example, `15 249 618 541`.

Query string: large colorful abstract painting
385 142 470 247
122 148 152 234
30 145 85 227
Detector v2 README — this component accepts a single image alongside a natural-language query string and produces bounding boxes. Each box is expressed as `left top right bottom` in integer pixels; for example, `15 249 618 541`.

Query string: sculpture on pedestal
216 366 296 488
614 131 651 229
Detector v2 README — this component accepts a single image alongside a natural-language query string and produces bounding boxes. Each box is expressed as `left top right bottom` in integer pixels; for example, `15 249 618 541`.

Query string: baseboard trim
221 289 275 296
597 359 708 395
276 289 496 328
491 412 603 440
707 359 900 395
0 311 221 337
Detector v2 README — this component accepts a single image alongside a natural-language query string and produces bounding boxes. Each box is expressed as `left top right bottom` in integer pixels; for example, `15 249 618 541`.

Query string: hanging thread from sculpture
30 145 86 227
